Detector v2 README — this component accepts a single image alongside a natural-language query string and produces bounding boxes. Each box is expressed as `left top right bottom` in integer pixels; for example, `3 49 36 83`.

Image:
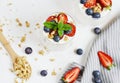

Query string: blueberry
86 8 94 15
25 47 32 54
80 0 87 4
44 26 50 32
64 30 71 34
53 35 60 42
94 27 101 35
40 70 48 76
93 70 101 78
94 77 102 83
92 12 101 18
76 48 83 55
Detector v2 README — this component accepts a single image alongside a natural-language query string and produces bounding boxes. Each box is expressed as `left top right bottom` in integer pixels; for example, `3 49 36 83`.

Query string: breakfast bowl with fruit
42 12 76 51
72 0 112 25
79 0 112 18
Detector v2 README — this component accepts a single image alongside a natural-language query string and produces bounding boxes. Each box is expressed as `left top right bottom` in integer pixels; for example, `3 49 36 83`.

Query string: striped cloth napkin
80 16 120 83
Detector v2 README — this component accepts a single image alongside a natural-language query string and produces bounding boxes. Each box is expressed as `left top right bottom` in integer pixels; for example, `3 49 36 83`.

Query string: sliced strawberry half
99 0 112 7
84 0 96 8
46 16 56 22
97 51 115 70
66 23 76 37
63 67 80 83
57 13 68 24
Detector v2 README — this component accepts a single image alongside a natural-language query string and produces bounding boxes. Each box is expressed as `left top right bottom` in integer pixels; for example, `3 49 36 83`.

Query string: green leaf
63 24 72 31
58 30 64 37
58 21 64 30
44 21 57 29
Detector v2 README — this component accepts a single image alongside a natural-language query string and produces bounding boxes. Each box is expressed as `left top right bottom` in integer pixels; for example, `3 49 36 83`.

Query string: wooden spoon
0 29 31 80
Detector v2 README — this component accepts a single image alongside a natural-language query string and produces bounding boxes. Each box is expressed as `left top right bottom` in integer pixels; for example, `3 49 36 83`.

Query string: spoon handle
0 29 17 61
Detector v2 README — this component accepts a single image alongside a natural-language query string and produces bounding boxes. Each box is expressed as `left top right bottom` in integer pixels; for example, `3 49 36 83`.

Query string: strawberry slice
84 0 96 8
46 16 56 21
63 67 80 83
66 23 76 37
97 51 115 70
57 13 68 24
99 0 112 7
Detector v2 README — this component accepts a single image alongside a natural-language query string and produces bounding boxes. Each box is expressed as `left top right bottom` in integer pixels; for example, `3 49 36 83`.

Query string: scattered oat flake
49 58 55 62
9 68 14 72
7 3 12 6
16 18 20 22
44 46 49 51
8 35 10 37
36 23 40 28
38 50 45 55
10 38 14 42
51 69 57 76
44 46 47 49
16 18 22 26
5 53 8 56
18 43 21 47
20 36 26 43
34 58 38 61
29 31 32 34
59 68 62 71
25 21 30 27
14 78 18 83
34 28 37 30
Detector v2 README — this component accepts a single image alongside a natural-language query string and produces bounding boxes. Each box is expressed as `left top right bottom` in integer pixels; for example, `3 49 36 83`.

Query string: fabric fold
81 16 120 83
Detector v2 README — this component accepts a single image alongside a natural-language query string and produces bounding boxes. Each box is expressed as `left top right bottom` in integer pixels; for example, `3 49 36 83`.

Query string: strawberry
99 0 112 7
97 51 115 70
84 0 96 8
46 16 56 21
66 23 76 37
63 67 80 83
57 13 68 24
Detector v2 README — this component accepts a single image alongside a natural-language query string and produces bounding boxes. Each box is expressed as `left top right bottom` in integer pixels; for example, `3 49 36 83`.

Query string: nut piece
64 36 69 41
13 57 31 80
20 36 26 43
16 18 22 26
51 69 57 76
49 58 55 62
93 3 102 13
36 23 40 28
38 50 45 55
48 34 54 39
48 30 56 39
25 21 30 27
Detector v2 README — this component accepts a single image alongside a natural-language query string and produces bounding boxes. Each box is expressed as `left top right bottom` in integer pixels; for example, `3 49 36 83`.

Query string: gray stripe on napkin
81 16 120 83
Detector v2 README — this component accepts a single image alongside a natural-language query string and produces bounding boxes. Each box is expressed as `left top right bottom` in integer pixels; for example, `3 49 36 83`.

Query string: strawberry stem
107 64 115 70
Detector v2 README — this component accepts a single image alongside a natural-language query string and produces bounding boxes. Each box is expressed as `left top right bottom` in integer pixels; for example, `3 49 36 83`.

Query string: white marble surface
0 0 120 83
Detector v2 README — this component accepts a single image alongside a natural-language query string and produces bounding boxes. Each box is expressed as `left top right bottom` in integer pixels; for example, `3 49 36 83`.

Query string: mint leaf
58 21 64 30
63 24 72 31
58 30 64 37
44 22 57 29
